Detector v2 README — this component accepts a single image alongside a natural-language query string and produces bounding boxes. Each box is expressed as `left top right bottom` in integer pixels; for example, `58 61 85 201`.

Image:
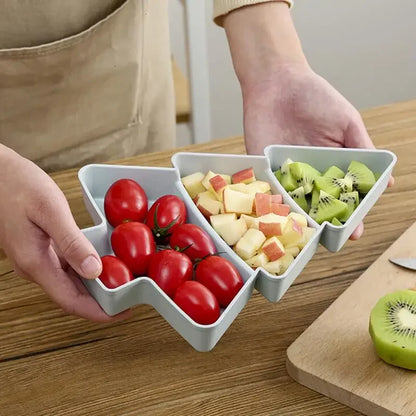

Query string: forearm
223 2 307 90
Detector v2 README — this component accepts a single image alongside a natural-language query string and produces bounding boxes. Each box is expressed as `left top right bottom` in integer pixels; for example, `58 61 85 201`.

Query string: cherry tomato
98 255 134 289
195 256 244 307
145 195 187 243
170 224 216 262
174 281 220 325
104 179 148 227
148 249 193 298
111 222 156 276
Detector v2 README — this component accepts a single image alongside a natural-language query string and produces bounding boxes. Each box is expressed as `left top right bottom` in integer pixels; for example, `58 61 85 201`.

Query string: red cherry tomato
98 255 134 289
170 224 216 263
111 222 156 276
195 256 244 307
145 195 187 243
148 249 193 298
174 281 220 325
104 179 148 227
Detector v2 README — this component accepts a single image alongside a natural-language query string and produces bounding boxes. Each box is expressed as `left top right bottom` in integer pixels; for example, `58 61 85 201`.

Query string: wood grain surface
287 222 416 416
0 100 415 416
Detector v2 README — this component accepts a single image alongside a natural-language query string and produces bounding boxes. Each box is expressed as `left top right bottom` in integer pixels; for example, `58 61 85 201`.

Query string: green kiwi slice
289 162 321 194
314 176 353 199
331 217 342 226
323 165 345 179
345 160 376 194
288 186 308 212
309 190 348 224
370 289 416 370
311 187 320 207
279 158 297 192
338 191 359 222
274 169 282 182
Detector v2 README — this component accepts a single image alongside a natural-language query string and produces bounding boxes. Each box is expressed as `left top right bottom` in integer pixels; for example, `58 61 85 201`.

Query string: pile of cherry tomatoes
99 179 244 325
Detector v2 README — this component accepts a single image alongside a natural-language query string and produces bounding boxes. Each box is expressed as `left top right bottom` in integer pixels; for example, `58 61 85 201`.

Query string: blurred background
169 0 416 147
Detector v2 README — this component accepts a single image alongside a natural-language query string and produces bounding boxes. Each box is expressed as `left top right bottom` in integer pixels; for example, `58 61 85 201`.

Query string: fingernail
81 256 102 279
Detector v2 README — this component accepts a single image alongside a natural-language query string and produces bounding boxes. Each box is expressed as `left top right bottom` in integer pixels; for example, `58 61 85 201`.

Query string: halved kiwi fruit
309 190 348 224
338 191 359 222
274 169 282 182
288 186 308 212
323 165 345 179
289 162 321 194
331 217 342 226
345 161 376 194
370 289 416 370
279 159 297 192
311 187 320 207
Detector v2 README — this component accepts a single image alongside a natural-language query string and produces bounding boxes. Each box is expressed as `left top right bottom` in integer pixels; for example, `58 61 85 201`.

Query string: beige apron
0 0 175 172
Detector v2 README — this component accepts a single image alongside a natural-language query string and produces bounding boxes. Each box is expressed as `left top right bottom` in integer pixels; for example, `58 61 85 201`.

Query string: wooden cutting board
287 222 416 416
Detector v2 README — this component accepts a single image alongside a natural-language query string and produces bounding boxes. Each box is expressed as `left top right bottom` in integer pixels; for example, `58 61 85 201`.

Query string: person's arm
215 1 393 239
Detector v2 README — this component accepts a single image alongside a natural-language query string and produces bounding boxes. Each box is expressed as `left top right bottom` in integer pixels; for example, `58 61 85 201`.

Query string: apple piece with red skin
278 218 303 246
271 203 290 216
195 191 222 218
264 253 294 275
288 212 308 228
258 213 288 237
209 174 228 201
261 236 286 261
254 193 272 216
231 167 256 184
271 194 283 204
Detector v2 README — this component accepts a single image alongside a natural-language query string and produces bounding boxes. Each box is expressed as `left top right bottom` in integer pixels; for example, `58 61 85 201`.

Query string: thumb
32 196 102 279
344 112 375 150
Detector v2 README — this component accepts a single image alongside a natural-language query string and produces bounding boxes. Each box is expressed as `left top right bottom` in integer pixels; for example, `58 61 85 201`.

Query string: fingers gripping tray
78 145 396 351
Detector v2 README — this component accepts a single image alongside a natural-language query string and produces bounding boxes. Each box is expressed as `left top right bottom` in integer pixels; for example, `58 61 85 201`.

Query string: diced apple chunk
220 174 231 184
278 218 303 246
202 171 217 190
215 217 247 245
232 167 256 184
223 188 254 215
210 213 237 232
245 252 269 268
254 193 271 216
227 183 249 193
271 203 290 216
288 212 308 228
245 180 271 195
298 227 316 249
263 253 294 275
241 214 259 229
286 245 300 257
197 197 222 218
271 194 283 204
257 213 288 237
261 236 285 261
234 229 266 260
181 172 205 199
209 175 228 201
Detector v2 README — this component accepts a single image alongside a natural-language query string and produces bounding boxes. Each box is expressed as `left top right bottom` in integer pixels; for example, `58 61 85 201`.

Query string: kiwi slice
323 165 345 179
314 176 353 199
331 217 342 226
309 190 348 224
370 289 416 370
338 191 359 222
345 160 376 194
311 187 320 207
279 159 297 192
274 169 282 182
288 186 308 212
289 162 321 194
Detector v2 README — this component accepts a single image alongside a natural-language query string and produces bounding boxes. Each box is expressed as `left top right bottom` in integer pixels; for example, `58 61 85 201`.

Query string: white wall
170 0 416 145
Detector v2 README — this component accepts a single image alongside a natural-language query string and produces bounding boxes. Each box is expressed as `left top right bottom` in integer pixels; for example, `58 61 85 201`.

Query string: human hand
223 2 393 240
0 145 131 322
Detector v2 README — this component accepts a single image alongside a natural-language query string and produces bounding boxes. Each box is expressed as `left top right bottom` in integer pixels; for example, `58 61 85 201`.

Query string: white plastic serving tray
78 145 396 352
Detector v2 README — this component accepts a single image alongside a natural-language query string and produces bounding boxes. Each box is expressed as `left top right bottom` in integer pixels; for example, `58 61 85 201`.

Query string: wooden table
1 101 415 416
